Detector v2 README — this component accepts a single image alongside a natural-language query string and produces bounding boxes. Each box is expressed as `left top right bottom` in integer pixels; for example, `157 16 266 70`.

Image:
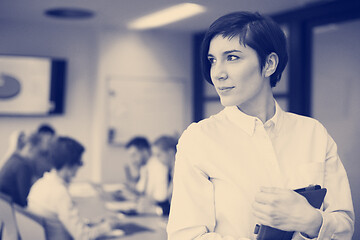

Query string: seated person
27 136 120 240
136 135 177 216
32 123 56 181
117 136 151 200
36 123 56 145
0 133 44 207
0 130 26 170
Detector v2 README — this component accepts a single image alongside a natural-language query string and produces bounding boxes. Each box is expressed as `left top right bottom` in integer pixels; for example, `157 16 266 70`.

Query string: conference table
70 182 168 240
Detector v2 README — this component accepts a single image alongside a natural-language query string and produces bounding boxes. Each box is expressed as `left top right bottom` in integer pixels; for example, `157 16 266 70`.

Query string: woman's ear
263 52 279 78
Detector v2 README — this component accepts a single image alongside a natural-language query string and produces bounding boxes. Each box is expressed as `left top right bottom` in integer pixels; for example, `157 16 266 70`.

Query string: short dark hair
37 123 56 135
153 136 178 153
201 11 288 87
50 136 84 170
125 136 150 151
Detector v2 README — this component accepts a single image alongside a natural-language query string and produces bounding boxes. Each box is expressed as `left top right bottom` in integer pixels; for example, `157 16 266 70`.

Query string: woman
167 12 354 240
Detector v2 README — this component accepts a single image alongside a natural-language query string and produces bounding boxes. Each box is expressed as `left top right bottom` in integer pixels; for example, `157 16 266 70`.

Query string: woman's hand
252 187 322 237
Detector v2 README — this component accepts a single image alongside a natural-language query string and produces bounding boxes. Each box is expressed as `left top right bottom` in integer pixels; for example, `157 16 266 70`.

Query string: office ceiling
0 0 328 32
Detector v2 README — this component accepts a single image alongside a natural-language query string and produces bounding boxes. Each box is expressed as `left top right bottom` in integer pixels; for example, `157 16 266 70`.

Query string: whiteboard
107 76 185 145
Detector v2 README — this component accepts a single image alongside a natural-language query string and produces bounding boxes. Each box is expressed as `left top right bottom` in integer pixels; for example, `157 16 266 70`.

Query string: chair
0 193 19 240
13 205 73 240
42 218 72 240
0 221 3 239
13 205 46 240
0 221 3 238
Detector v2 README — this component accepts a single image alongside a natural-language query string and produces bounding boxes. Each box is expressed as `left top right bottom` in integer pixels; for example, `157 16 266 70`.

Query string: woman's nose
211 63 228 81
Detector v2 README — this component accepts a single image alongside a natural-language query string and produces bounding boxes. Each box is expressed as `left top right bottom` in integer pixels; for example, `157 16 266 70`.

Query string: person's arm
135 165 147 194
56 188 112 240
252 128 354 239
124 163 140 185
167 130 249 240
148 159 169 202
312 132 354 239
252 187 323 237
136 160 169 215
16 163 32 207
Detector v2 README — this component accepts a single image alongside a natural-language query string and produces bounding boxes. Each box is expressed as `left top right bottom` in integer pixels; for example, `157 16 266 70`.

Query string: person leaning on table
167 11 354 240
136 135 177 216
27 136 120 240
124 136 152 190
0 132 43 207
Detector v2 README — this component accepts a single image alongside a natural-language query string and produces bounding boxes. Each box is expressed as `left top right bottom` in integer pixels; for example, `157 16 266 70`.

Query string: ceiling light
128 3 206 30
45 8 95 19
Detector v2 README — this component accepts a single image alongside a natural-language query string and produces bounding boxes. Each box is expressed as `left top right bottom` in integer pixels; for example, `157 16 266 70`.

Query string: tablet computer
255 185 327 240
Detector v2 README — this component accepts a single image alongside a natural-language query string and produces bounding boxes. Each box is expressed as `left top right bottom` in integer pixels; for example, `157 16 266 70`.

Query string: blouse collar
223 99 284 136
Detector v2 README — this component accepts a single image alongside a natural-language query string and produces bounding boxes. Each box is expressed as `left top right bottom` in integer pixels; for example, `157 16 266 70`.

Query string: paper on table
105 229 125 237
116 212 127 219
105 201 137 211
69 182 98 197
102 183 126 192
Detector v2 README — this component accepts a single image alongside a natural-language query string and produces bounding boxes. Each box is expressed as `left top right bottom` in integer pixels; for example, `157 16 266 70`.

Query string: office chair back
0 221 3 239
13 205 46 240
0 193 19 240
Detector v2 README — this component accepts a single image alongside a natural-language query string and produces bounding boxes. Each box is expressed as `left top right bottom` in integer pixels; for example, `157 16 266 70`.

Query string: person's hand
252 187 322 237
113 187 139 201
104 215 122 229
136 196 153 213
136 196 162 215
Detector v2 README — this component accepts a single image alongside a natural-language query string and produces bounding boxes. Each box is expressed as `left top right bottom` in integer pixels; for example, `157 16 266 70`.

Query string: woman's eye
227 55 239 61
208 57 216 64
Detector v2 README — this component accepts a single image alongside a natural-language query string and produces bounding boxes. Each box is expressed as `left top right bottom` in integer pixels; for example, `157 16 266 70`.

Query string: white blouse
27 170 111 240
136 156 169 202
167 101 354 240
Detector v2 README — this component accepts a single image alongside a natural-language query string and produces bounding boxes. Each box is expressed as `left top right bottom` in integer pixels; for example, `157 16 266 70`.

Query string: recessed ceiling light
44 8 95 19
128 3 206 30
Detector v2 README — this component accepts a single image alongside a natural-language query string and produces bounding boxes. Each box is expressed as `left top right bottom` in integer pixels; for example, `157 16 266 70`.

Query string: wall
312 19 360 239
94 29 193 183
0 20 99 180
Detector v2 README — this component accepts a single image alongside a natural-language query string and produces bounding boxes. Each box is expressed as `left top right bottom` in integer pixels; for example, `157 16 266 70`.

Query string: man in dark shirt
124 137 151 188
0 133 44 207
32 123 56 180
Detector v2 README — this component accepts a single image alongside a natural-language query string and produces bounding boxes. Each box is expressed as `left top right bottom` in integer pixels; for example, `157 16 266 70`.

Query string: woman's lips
218 86 234 93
